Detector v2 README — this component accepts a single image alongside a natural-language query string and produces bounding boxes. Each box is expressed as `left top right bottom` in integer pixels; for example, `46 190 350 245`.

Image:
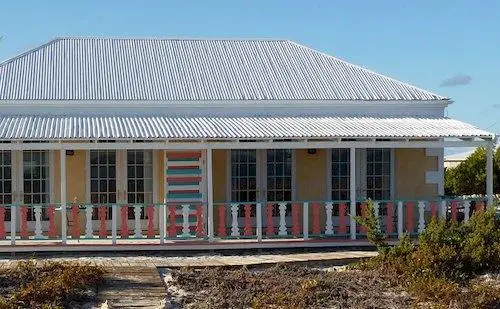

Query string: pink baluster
120 205 129 238
291 203 301 237
20 206 29 239
385 202 393 236
359 203 367 234
98 205 107 238
0 207 5 239
195 204 205 237
266 203 274 236
406 202 414 233
312 202 321 235
146 205 155 238
475 201 485 213
71 204 80 238
168 206 177 237
430 202 438 218
217 205 226 237
243 204 252 236
451 201 458 221
338 203 347 235
47 205 57 238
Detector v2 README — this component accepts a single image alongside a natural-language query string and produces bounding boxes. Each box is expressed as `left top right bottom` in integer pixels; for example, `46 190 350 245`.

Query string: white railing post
230 203 240 237
302 202 309 240
397 201 403 238
111 204 117 245
417 201 426 233
10 205 16 245
134 205 142 238
278 202 287 236
60 149 67 245
256 202 262 241
206 148 214 242
159 204 165 244
463 200 471 222
85 205 93 238
349 147 356 240
325 202 334 235
181 204 191 237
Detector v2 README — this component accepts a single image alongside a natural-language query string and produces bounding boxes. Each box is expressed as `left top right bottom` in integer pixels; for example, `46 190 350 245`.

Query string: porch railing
0 198 490 246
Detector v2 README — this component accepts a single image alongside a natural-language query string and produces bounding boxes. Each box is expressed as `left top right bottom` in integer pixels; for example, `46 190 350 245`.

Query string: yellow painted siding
295 149 327 201
395 148 438 199
213 149 227 203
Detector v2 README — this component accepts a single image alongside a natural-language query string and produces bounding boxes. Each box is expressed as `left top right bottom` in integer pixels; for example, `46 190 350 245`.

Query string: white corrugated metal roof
0 116 490 140
0 38 446 101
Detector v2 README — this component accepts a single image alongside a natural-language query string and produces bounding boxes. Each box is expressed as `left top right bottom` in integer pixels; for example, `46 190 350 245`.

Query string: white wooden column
60 149 67 245
206 148 214 241
350 147 356 240
486 141 494 207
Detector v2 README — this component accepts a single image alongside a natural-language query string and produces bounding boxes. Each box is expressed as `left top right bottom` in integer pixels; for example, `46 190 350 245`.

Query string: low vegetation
0 260 105 308
168 201 500 308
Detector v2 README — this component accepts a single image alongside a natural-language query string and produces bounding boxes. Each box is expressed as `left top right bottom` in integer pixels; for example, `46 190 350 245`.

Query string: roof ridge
286 40 448 101
54 36 288 42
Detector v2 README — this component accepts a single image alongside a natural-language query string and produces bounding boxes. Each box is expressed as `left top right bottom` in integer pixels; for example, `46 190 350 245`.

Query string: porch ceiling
0 115 493 141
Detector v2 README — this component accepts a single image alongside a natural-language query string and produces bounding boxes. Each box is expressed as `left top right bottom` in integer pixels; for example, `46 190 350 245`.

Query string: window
267 149 292 216
331 149 350 201
127 150 153 219
23 150 50 220
90 150 117 205
230 149 257 203
366 149 391 200
0 151 12 221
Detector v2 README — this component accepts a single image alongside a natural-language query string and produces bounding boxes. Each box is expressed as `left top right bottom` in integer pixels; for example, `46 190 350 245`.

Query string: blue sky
1 0 499 141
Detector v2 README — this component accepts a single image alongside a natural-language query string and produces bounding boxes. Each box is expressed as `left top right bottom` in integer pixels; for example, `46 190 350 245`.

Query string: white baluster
85 205 93 238
463 200 471 222
417 201 426 233
34 205 43 239
397 201 403 238
303 202 309 240
373 201 380 231
181 204 191 237
111 205 117 245
230 203 240 237
134 205 142 238
440 200 447 219
325 202 334 235
256 202 262 242
278 202 288 236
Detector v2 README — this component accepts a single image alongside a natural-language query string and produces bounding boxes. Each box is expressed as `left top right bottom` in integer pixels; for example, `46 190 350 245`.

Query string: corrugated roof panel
0 38 446 101
0 116 490 140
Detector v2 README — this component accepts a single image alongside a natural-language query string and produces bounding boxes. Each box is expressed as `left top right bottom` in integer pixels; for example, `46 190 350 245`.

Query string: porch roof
0 115 493 141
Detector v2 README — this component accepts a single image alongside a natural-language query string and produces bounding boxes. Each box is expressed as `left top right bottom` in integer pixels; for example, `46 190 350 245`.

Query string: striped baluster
338 203 347 235
243 204 252 236
120 205 129 238
168 206 177 237
217 205 226 237
47 205 57 238
195 204 205 237
0 206 5 239
450 201 458 221
20 206 29 239
359 203 367 235
311 202 321 235
385 202 394 236
98 205 107 238
291 203 301 237
71 204 80 239
266 203 274 236
406 202 414 234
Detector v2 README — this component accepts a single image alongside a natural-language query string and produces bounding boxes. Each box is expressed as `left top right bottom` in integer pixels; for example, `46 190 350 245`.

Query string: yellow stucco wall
395 148 438 199
295 149 327 201
213 149 227 203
